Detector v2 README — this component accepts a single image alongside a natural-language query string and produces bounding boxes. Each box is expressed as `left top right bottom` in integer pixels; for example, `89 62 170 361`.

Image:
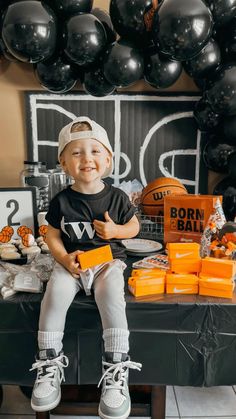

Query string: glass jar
49 163 73 200
20 161 50 212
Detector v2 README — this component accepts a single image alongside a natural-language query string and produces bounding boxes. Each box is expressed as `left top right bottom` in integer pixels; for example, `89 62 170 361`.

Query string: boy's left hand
93 211 118 239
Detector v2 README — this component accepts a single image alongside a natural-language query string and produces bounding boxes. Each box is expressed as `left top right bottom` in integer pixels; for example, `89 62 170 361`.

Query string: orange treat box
128 275 165 297
131 268 167 278
77 245 113 270
167 242 200 259
199 274 234 298
166 273 199 294
169 258 202 274
201 257 236 279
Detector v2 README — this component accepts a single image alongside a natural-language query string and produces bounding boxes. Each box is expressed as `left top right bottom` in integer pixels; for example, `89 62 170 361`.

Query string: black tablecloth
1 257 236 387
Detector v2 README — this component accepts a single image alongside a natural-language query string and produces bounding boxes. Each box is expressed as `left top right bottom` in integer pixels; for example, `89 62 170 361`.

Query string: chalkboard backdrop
25 92 207 193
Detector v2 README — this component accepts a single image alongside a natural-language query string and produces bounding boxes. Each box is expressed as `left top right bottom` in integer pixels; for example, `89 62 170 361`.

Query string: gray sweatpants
38 259 129 353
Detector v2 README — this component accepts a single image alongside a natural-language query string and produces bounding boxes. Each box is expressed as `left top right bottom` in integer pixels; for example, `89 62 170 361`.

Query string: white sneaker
30 348 69 412
98 356 142 419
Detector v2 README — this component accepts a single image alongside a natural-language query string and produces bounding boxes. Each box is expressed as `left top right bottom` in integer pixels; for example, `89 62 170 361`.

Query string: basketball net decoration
0 0 236 219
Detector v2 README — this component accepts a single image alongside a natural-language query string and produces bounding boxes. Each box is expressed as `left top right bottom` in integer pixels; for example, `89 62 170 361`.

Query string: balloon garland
0 0 236 219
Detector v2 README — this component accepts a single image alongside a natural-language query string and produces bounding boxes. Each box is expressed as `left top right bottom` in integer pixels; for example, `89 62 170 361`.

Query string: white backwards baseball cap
58 116 113 178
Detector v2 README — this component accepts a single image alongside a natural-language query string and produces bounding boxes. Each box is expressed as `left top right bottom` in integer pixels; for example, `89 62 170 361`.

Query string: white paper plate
122 238 162 253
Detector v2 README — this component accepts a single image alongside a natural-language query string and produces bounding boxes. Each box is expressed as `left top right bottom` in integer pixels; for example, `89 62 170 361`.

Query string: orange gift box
131 268 167 278
167 242 200 259
201 257 236 279
166 273 199 294
169 258 202 274
77 245 113 269
199 274 235 298
128 275 165 297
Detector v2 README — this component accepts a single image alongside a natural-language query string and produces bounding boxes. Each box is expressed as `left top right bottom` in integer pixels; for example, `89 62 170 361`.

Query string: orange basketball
39 224 48 238
2 226 14 236
0 231 11 243
17 225 33 237
22 233 35 247
141 177 188 216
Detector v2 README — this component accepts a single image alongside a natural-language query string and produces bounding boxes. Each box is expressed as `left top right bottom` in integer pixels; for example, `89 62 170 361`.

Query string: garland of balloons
0 0 236 220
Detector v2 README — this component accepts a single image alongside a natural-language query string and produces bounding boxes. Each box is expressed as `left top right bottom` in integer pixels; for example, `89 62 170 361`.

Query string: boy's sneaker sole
98 402 131 419
31 390 61 412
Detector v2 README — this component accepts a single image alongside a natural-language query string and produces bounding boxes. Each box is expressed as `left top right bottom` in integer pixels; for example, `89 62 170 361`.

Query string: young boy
30 116 142 419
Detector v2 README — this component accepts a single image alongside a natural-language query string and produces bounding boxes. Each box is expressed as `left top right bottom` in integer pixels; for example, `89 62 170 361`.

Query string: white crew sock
38 330 64 354
103 328 129 354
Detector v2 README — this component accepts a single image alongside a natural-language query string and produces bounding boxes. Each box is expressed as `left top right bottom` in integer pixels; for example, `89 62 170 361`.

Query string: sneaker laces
98 360 142 390
30 354 69 385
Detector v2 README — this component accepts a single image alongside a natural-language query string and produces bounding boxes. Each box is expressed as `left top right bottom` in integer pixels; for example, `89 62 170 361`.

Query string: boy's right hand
61 250 84 278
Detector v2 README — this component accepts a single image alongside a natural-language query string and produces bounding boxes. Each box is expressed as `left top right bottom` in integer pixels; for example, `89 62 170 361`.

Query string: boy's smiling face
60 138 111 186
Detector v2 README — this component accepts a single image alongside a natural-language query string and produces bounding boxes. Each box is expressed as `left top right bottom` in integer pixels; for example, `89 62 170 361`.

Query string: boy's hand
61 250 84 278
93 211 118 240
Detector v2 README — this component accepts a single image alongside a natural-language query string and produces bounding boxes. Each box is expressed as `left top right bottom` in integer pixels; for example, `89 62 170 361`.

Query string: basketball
141 177 188 216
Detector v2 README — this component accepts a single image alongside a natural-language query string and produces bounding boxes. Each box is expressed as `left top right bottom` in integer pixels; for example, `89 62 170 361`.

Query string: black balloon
103 39 144 88
222 115 236 143
35 55 78 93
83 66 115 97
193 77 209 90
2 1 57 63
193 63 222 90
0 38 18 61
184 38 221 79
221 38 236 62
205 65 236 115
46 0 93 16
229 152 236 179
220 18 236 61
203 136 236 172
211 0 236 26
152 0 213 60
91 8 116 44
213 177 236 221
64 14 107 67
0 0 23 11
144 50 182 89
194 98 222 132
109 0 153 46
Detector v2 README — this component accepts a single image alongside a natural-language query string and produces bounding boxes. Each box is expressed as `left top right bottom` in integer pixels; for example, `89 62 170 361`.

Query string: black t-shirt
46 183 137 260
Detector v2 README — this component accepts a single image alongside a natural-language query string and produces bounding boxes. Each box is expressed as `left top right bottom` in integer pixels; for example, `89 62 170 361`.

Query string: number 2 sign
0 188 37 238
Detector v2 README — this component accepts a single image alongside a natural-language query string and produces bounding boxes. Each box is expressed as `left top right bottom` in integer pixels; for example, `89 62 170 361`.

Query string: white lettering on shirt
61 216 95 239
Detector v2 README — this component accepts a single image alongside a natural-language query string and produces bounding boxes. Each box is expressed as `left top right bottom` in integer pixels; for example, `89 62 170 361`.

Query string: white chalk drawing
139 112 201 193
27 93 203 193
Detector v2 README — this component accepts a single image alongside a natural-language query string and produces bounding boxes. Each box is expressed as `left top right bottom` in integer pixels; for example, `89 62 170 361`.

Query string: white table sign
0 188 37 238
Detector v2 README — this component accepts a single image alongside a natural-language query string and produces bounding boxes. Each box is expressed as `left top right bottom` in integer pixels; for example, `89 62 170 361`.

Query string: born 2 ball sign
164 194 223 244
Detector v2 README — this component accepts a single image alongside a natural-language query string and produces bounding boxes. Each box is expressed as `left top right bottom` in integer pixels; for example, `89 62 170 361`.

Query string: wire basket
137 213 164 241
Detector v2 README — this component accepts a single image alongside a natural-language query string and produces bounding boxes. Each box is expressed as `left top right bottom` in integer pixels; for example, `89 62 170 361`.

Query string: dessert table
1 256 236 418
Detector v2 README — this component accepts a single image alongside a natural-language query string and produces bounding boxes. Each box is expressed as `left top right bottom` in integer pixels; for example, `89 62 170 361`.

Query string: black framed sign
25 91 207 194
0 187 38 238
